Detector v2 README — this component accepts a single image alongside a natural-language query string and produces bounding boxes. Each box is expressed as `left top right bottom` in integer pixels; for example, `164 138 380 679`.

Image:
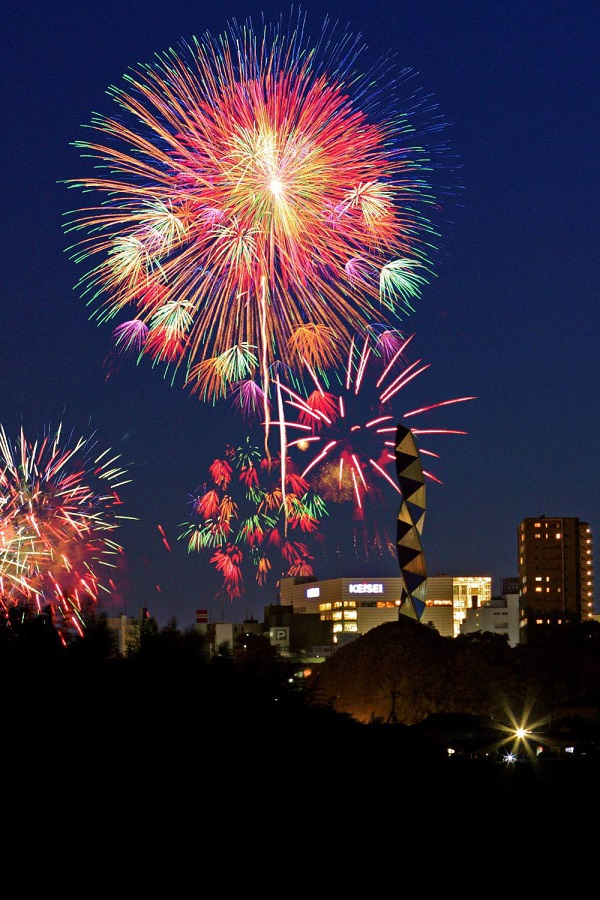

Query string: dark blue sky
2 0 598 627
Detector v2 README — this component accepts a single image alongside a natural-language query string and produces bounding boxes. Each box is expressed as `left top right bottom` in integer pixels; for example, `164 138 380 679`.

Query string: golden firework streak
276 375 288 537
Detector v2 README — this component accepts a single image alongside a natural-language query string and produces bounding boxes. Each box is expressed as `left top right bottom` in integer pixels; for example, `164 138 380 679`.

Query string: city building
276 573 492 642
518 516 594 640
460 593 520 647
422 575 492 637
502 576 520 596
420 602 454 638
106 613 139 656
263 604 333 659
106 608 152 655
209 620 263 654
277 575 402 643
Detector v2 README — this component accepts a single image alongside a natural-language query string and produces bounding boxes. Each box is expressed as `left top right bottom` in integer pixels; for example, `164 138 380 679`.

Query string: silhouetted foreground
2 610 600 841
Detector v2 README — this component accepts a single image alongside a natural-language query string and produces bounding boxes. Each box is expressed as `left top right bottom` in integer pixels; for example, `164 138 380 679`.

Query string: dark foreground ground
3 648 596 871
4 698 596 881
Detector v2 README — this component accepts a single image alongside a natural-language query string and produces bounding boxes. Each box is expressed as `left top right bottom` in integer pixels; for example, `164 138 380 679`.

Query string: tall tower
517 515 594 640
395 424 427 621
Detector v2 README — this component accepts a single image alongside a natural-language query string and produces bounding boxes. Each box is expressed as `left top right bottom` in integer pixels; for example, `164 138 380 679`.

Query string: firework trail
0 424 134 642
179 436 327 603
276 328 476 563
63 10 458 455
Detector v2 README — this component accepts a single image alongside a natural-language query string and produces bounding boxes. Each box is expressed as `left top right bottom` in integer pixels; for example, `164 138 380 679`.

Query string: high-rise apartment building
502 576 519 596
518 516 594 640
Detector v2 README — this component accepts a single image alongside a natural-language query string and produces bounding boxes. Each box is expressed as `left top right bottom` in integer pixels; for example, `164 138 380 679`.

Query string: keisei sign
348 583 384 594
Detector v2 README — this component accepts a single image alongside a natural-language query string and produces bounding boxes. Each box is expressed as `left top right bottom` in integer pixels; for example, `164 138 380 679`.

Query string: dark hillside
306 618 519 724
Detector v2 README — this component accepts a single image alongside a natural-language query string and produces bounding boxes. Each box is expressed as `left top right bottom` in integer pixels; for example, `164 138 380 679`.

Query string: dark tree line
3 607 600 766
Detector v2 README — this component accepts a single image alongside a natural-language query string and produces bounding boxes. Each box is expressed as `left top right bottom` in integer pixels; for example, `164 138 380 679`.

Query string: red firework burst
179 436 327 603
277 329 476 562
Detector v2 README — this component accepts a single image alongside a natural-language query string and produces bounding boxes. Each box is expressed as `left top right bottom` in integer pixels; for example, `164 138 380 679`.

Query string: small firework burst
180 436 327 603
0 423 134 641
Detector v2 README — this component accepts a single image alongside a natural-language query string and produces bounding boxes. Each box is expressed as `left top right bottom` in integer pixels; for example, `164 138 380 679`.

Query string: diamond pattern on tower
395 424 427 621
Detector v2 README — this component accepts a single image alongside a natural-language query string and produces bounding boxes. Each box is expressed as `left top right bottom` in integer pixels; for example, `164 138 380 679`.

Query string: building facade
518 515 594 639
106 613 139 655
277 575 402 643
460 593 520 647
422 575 492 637
277 573 492 642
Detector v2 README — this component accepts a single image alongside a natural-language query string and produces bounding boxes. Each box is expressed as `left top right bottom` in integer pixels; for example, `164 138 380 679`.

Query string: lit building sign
306 587 320 598
348 583 384 594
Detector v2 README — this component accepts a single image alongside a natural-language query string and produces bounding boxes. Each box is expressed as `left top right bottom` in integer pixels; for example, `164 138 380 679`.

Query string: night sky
3 0 598 628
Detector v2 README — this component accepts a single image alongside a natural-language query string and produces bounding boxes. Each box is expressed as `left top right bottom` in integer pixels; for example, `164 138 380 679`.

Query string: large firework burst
63 11 457 450
0 424 133 641
179 436 327 603
277 328 476 563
